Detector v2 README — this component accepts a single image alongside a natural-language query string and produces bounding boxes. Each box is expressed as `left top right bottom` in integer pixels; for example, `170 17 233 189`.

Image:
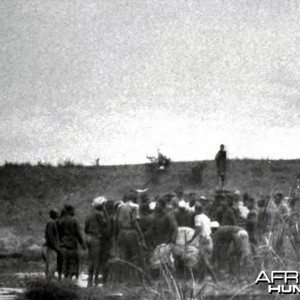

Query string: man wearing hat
85 196 108 286
174 199 194 228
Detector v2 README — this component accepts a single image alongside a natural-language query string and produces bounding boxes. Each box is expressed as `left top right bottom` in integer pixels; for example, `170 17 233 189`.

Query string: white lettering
268 285 281 294
285 271 299 284
292 285 300 293
271 271 285 284
255 271 271 284
281 285 292 294
268 285 300 294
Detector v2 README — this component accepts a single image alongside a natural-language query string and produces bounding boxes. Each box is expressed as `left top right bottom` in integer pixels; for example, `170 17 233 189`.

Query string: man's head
156 197 167 212
247 197 256 209
123 192 138 203
114 200 124 211
220 144 225 150
226 194 234 207
233 190 241 203
149 201 156 211
195 203 203 215
215 194 226 206
140 193 150 204
274 193 283 205
243 193 250 207
189 193 197 207
176 190 184 199
60 207 67 218
199 195 207 205
64 204 75 216
105 199 115 215
178 199 187 210
257 198 267 208
127 192 138 203
140 202 150 215
49 209 59 220
92 196 107 210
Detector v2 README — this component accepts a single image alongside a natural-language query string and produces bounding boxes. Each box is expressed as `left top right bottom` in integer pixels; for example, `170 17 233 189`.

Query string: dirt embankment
0 159 299 255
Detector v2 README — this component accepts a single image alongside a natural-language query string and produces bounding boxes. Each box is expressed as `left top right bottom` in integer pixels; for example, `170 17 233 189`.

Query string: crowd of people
42 186 300 286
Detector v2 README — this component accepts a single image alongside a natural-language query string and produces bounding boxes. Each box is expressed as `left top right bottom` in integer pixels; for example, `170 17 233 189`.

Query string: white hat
149 201 156 210
200 196 207 201
211 221 220 228
92 196 107 207
234 190 241 196
136 188 148 193
178 200 187 208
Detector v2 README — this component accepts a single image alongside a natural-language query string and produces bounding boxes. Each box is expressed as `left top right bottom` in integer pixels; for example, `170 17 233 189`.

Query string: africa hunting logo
255 271 300 294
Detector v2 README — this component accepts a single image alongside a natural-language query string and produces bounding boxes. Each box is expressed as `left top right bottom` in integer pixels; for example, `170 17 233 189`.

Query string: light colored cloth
238 202 249 219
149 201 156 210
178 200 188 208
85 210 107 238
172 244 199 268
199 236 213 256
92 196 107 207
187 206 195 212
194 213 211 237
42 246 57 278
128 202 140 219
235 229 251 259
234 190 241 197
211 221 220 228
150 243 174 269
175 226 198 248
117 201 139 228
278 202 290 218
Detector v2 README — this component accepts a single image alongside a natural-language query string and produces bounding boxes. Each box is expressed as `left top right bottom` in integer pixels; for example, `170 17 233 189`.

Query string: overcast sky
1 0 300 165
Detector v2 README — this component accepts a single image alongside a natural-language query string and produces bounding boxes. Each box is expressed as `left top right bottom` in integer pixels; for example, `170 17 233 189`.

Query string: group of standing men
42 188 269 285
42 199 109 286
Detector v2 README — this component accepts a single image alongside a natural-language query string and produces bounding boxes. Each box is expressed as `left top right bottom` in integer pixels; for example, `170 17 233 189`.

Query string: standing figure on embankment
215 144 227 188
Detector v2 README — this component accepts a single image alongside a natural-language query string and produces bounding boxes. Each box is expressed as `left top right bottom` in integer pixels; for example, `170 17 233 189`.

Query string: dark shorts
117 228 141 264
62 248 79 277
86 235 101 264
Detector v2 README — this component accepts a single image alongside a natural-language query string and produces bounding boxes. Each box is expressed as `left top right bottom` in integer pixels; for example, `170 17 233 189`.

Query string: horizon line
2 157 300 168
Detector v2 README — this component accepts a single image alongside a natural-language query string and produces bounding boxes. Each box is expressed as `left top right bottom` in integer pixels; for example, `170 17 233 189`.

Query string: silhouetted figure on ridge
215 144 227 188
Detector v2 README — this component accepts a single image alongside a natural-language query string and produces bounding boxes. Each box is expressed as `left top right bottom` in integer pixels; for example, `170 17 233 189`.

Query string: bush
190 162 206 185
22 278 80 300
146 152 171 184
147 152 171 171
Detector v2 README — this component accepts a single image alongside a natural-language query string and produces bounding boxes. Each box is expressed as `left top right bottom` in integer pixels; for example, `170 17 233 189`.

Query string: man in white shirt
189 203 212 254
233 190 249 220
187 203 216 282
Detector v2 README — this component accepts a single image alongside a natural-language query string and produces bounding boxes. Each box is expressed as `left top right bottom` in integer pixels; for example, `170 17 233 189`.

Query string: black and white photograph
1 0 300 299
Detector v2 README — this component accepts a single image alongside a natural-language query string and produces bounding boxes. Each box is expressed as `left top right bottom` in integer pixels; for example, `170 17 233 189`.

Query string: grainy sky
1 0 300 165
